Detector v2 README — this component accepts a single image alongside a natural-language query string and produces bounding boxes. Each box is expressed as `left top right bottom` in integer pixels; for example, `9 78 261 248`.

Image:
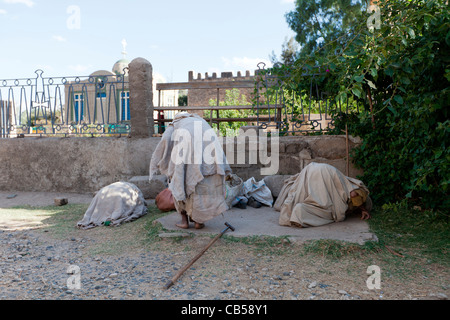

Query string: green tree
270 36 299 66
286 0 366 57
269 0 449 211
206 89 252 136
178 92 188 106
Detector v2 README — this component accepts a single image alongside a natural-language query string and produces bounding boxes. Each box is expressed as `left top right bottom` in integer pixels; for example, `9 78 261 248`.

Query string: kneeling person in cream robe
274 162 372 228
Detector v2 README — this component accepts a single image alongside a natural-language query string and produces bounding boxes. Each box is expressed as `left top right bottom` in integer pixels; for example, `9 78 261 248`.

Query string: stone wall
0 137 160 193
0 134 362 195
224 135 363 182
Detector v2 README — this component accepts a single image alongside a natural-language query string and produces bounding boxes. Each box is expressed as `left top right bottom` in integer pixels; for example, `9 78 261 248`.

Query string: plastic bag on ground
225 174 244 208
242 177 274 207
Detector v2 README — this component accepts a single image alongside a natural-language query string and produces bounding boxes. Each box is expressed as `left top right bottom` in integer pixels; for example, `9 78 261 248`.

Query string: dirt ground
0 192 448 301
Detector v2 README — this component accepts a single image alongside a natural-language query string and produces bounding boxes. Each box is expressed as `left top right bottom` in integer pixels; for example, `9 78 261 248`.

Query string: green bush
271 0 449 211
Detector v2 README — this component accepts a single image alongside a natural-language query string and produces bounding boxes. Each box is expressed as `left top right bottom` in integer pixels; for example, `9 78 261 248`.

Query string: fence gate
0 69 130 138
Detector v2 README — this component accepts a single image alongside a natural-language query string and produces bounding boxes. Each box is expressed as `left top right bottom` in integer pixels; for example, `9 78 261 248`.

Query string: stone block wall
0 135 362 194
0 137 160 193
224 135 363 183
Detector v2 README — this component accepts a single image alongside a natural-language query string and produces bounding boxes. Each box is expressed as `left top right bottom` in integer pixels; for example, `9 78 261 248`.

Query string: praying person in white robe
274 162 372 228
149 112 231 229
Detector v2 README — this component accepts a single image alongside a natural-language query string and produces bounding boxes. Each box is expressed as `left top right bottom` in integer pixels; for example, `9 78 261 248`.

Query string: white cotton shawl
77 182 147 229
149 112 231 202
274 162 369 227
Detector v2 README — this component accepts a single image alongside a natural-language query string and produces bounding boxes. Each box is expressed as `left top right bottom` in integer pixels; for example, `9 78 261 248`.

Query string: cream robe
274 162 369 228
149 112 231 223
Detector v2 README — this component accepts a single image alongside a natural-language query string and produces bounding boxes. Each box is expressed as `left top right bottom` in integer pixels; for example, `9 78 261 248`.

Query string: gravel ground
1 225 448 301
0 192 448 301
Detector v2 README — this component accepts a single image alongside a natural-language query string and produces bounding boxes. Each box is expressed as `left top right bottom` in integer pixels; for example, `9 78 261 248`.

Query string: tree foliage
207 89 252 136
270 36 299 66
272 0 449 211
286 0 365 57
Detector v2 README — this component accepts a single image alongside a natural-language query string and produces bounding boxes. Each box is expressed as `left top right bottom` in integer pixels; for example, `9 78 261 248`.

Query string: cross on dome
121 38 128 59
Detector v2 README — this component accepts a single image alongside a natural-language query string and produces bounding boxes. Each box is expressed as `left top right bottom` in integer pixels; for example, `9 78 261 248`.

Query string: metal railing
0 69 130 138
0 63 361 138
154 63 359 136
256 63 361 135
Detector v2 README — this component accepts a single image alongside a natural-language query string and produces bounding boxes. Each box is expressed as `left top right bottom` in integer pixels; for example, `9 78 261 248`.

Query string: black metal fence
154 63 360 136
254 62 360 135
1 63 361 138
0 69 130 138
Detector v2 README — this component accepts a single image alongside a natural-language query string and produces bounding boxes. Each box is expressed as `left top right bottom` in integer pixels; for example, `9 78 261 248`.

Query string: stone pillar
129 57 154 138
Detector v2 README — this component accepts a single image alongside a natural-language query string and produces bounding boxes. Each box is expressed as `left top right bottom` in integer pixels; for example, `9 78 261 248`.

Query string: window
120 91 130 121
96 92 107 123
74 94 84 122
96 92 106 108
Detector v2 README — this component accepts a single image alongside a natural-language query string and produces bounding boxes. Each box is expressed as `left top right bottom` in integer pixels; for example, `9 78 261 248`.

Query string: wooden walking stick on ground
164 222 235 289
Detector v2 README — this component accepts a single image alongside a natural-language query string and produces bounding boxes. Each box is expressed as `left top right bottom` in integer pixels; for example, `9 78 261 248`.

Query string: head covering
351 188 368 207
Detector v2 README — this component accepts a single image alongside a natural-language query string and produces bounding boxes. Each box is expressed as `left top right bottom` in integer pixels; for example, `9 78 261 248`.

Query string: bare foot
176 222 189 229
176 210 189 229
194 223 205 229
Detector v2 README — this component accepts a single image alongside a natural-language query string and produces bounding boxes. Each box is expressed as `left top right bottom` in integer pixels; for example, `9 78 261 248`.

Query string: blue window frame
120 91 130 121
95 92 107 122
74 94 84 122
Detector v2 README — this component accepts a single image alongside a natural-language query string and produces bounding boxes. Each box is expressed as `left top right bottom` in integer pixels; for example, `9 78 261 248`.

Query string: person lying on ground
274 162 372 228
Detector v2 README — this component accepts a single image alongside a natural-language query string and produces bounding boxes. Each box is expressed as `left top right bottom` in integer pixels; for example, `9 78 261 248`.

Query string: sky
0 0 297 83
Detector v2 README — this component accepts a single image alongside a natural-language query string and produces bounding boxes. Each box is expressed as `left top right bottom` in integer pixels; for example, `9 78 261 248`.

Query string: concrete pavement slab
156 206 378 245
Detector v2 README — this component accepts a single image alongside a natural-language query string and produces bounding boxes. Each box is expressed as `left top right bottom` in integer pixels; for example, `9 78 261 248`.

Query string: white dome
112 59 129 76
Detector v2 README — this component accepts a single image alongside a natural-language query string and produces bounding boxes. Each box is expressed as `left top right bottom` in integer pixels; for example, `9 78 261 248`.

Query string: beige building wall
64 70 130 127
153 72 178 121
